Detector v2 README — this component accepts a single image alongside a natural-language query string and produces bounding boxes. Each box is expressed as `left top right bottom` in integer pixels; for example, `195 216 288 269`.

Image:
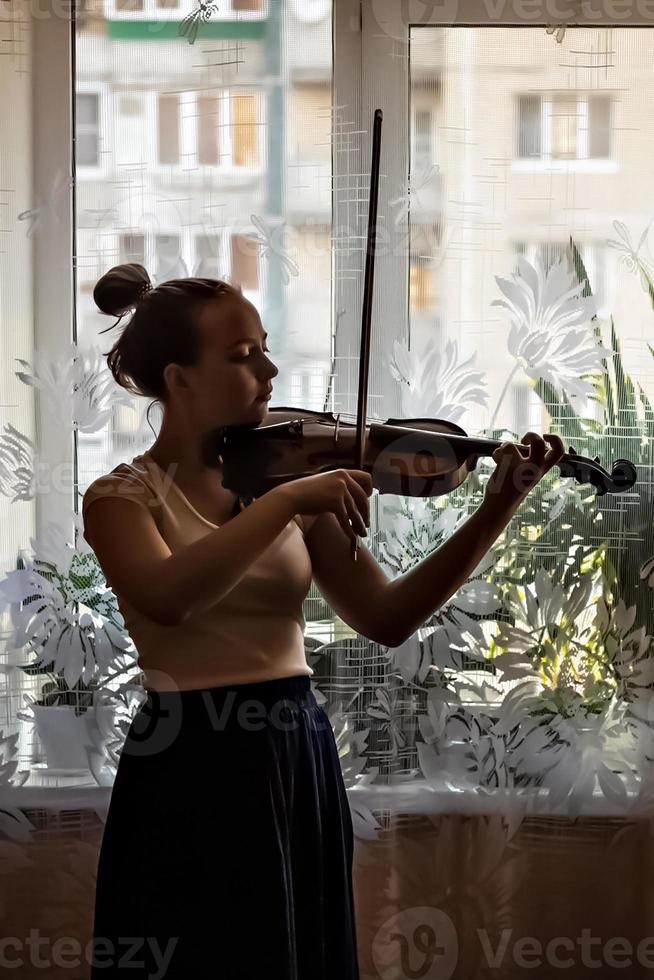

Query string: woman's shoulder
82 458 157 517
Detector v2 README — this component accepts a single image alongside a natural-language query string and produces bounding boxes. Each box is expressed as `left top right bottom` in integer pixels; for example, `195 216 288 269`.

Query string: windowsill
0 775 642 820
511 158 619 174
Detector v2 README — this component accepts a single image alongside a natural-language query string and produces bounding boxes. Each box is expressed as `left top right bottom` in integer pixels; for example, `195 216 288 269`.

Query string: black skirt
90 674 360 979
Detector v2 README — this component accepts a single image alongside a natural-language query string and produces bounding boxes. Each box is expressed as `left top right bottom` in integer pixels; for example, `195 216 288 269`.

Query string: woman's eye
238 347 271 358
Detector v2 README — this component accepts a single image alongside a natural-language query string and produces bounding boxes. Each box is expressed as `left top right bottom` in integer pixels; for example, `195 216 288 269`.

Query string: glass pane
195 233 222 277
517 93 541 158
157 93 179 165
405 24 654 818
551 92 578 159
76 131 99 166
120 234 145 265
76 92 98 126
155 234 185 281
231 94 258 167
230 232 259 289
197 94 220 166
588 93 612 157
75 5 333 535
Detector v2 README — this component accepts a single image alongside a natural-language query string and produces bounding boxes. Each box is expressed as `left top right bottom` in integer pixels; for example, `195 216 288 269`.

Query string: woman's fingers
337 500 360 549
345 473 371 530
543 433 566 463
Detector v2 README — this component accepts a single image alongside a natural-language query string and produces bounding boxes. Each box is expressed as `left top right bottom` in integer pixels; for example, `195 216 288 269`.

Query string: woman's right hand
276 469 373 548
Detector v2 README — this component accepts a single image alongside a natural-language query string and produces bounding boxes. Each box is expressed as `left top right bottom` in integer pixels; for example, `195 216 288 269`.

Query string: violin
218 109 637 559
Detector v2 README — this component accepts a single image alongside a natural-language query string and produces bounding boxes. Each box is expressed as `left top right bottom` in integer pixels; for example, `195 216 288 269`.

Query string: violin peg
569 446 577 454
593 455 600 463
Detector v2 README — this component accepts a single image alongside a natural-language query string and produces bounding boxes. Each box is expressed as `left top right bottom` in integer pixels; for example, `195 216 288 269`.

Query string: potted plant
0 526 139 773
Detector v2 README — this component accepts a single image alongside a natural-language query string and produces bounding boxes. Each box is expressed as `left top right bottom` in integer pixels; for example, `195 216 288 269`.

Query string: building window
516 92 611 161
157 0 178 6
588 93 611 158
233 0 264 8
76 92 100 166
115 0 144 9
231 233 259 290
231 94 259 167
412 109 433 171
517 95 542 159
155 234 185 282
158 93 180 165
195 234 222 277
119 233 145 266
409 258 433 312
551 92 578 160
197 94 221 166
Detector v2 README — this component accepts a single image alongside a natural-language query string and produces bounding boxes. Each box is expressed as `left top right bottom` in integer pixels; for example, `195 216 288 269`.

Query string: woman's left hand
483 431 566 512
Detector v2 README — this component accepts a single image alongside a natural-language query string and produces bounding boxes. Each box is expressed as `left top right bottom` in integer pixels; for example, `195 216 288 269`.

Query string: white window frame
149 89 264 182
512 90 616 173
75 82 112 179
103 0 267 21
39 1 654 536
350 0 654 418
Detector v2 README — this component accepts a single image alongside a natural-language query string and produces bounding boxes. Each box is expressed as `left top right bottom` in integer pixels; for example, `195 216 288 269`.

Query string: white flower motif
541 474 596 521
513 702 635 817
491 252 612 403
15 343 133 435
387 336 488 423
250 213 299 286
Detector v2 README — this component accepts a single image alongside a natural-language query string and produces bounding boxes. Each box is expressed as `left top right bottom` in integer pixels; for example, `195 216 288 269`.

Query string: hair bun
93 263 152 317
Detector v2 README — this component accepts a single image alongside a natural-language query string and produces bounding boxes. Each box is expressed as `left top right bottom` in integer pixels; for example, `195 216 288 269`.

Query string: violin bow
351 108 383 562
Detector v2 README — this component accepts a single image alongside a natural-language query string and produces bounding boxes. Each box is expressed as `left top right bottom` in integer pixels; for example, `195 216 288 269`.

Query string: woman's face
192 292 279 428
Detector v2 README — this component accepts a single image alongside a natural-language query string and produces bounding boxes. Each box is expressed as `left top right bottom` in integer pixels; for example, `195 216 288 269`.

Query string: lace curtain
0 0 652 859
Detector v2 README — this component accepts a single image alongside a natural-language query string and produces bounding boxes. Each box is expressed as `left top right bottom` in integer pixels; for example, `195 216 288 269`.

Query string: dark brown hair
94 263 243 429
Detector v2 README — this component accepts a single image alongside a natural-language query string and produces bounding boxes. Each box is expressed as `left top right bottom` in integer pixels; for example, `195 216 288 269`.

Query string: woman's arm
162 486 297 624
85 485 297 627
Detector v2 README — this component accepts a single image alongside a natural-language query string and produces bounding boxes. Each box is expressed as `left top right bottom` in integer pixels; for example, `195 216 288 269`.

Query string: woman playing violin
83 264 565 979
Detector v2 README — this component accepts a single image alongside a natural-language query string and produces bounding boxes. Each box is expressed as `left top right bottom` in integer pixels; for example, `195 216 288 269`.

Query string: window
158 93 180 165
412 109 433 172
517 95 542 159
155 90 261 171
409 259 434 313
155 234 185 282
588 94 611 157
288 83 331 163
76 92 100 166
119 234 145 266
197 95 220 167
195 234 222 277
105 0 266 16
516 91 612 162
231 94 259 168
230 233 259 290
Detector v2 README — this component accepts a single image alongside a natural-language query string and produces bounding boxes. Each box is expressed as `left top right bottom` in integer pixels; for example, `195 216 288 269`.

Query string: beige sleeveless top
82 452 314 692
